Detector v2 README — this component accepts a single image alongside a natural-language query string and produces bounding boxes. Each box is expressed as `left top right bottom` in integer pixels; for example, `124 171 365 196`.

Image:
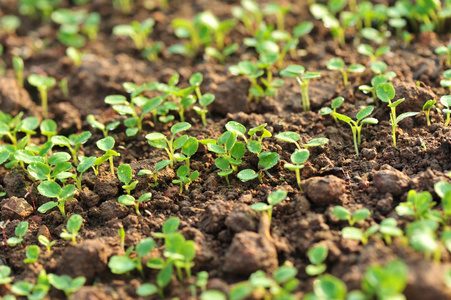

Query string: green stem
40 87 48 119
135 202 141 216
341 70 348 87
445 112 450 126
109 156 115 177
426 111 431 126
297 78 310 111
351 126 359 155
390 106 398 149
295 168 302 191
58 200 66 219
201 113 207 127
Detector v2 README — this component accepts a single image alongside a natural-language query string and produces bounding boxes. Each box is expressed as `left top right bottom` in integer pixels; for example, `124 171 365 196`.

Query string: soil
1 0 451 299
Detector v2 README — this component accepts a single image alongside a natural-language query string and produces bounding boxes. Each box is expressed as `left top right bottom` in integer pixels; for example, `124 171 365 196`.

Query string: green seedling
303 274 347 300
60 214 83 244
228 263 299 300
174 137 198 170
0 15 21 34
87 114 120 137
332 206 371 226
138 159 172 187
246 123 272 155
229 61 265 102
20 116 40 144
48 273 86 297
118 192 152 216
81 12 100 41
369 61 396 79
441 95 451 126
275 131 329 150
40 119 57 141
175 95 196 123
113 18 155 51
11 269 50 300
51 131 91 165
326 58 365 87
0 266 13 284
38 235 56 253
51 9 87 48
376 83 419 149
0 111 24 147
172 165 199 193
237 151 279 184
406 219 440 261
12 56 24 88
189 72 204 99
358 74 388 106
306 244 328 276
66 47 82 67
284 149 309 190
319 96 344 124
360 260 408 300
27 74 56 119
434 181 451 222
379 218 404 245
440 70 451 92
190 271 208 297
280 65 321 111
75 156 96 190
341 224 380 245
137 263 173 298
27 152 74 182
435 43 451 67
396 189 436 221
357 44 390 62
95 137 120 177
332 106 378 155
37 181 76 218
146 122 191 167
7 221 28 247
360 27 388 45
193 94 215 127
257 53 285 96
105 94 163 136
113 0 133 14
24 245 40 264
118 164 138 194
231 0 263 36
263 3 291 31
251 190 287 224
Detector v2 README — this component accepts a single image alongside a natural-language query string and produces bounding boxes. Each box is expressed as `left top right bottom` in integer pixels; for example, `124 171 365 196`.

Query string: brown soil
1 0 451 299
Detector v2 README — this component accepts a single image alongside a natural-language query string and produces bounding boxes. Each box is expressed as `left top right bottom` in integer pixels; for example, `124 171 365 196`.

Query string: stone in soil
1 197 33 221
373 165 410 196
303 175 346 206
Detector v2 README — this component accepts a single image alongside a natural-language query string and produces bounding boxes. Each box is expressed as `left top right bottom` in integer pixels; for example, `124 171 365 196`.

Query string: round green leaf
38 181 61 198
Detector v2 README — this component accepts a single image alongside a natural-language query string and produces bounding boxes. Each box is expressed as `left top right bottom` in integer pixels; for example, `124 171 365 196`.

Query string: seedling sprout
38 235 55 253
27 74 56 119
441 95 451 126
284 149 309 190
138 159 172 187
332 206 371 226
6 221 28 247
422 99 436 126
37 181 76 218
318 96 344 123
326 58 365 87
306 244 328 276
251 190 287 224
12 56 24 88
24 245 40 264
48 273 86 297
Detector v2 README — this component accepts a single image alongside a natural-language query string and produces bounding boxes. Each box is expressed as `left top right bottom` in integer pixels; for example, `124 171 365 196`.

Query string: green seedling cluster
37 181 76 218
51 9 100 47
332 106 379 155
51 131 91 165
326 57 365 87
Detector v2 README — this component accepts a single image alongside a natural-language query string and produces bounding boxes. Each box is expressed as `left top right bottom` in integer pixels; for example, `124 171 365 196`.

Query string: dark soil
1 0 451 299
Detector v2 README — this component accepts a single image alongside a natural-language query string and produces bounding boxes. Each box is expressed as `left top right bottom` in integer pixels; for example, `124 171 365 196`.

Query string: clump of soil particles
1 0 451 299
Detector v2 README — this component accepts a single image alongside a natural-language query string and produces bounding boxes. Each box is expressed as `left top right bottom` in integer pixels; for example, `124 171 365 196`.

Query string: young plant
11 269 50 300
306 244 328 276
137 264 173 298
333 206 371 226
66 46 82 67
27 152 73 182
38 235 56 254
175 137 199 170
326 58 366 87
138 159 172 187
406 219 441 261
357 44 390 62
229 61 265 102
275 132 329 150
145 122 191 167
6 221 28 247
358 74 388 106
0 266 13 284
284 149 309 190
12 56 24 88
246 123 272 155
379 218 404 245
440 69 451 92
118 164 138 194
118 192 152 216
27 74 56 119
280 65 321 111
441 95 451 126
87 114 120 137
251 190 287 224
435 43 451 67
60 214 83 244
360 260 408 299
51 131 91 165
172 165 199 193
193 94 215 127
376 83 420 149
395 190 436 221
237 151 279 184
24 245 40 263
51 9 87 48
40 119 57 141
95 136 120 177
75 156 96 191
37 181 76 218
434 181 451 222
48 273 86 297
318 96 344 123
332 106 379 155
113 18 155 51
422 99 436 126
303 274 347 300
341 224 380 245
